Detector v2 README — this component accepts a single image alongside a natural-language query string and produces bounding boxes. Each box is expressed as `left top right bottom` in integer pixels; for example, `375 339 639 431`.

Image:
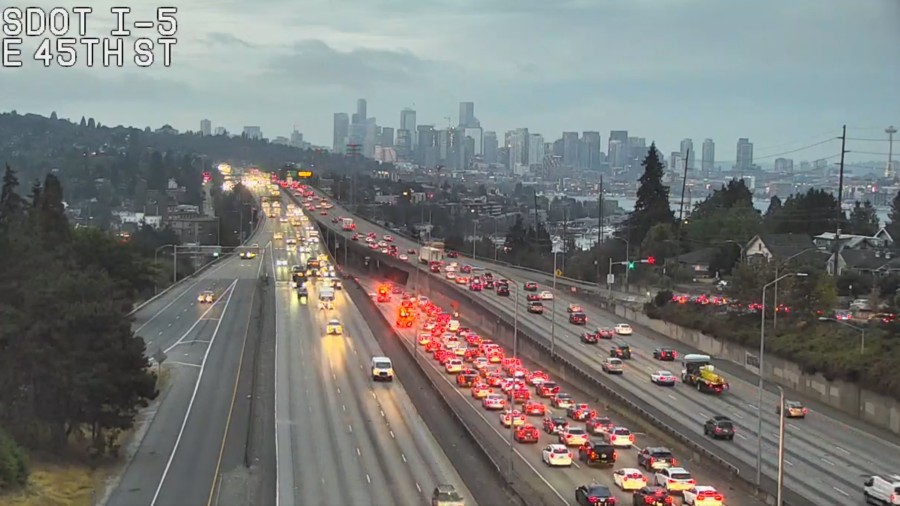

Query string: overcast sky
2 0 898 163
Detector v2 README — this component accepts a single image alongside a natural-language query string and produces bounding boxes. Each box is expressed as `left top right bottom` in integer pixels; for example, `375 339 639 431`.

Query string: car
581 332 599 344
559 426 588 446
500 409 526 427
472 384 492 399
632 486 673 505
286 237 297 245
609 343 632 359
683 485 725 506
541 444 573 467
523 401 546 416
551 392 574 409
612 468 647 491
651 370 677 386
456 370 477 387
566 303 583 313
526 293 541 302
537 381 559 397
601 357 624 374
239 250 257 259
566 403 596 421
399 254 409 261
637 447 678 471
569 312 587 325
542 416 569 434
482 394 506 410
514 424 540 443
539 291 554 300
508 387 531 403
527 301 544 314
776 400 809 418
527 370 549 386
391 285 403 294
383 235 393 242
597 328 615 339
578 440 617 467
325 319 343 335
574 484 614 505
653 347 678 361
276 258 288 266
614 323 633 335
431 484 464 506
654 467 695 493
703 416 736 440
371 356 393 381
585 416 615 435
606 426 635 448
524 282 538 291
197 290 215 303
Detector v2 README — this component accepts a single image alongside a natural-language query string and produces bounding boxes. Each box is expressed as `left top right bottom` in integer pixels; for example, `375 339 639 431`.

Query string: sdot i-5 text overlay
1 6 177 68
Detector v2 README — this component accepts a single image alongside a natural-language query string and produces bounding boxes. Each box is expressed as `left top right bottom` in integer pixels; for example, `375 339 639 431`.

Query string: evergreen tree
691 179 753 219
87 117 96 128
886 190 900 244
847 201 880 236
768 188 843 235
34 174 70 247
79 116 86 127
49 111 58 120
626 143 675 247
0 165 24 225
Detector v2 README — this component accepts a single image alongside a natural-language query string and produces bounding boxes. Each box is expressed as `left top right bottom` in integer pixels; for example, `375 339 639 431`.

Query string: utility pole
598 177 604 285
561 207 568 273
678 148 690 226
833 125 847 276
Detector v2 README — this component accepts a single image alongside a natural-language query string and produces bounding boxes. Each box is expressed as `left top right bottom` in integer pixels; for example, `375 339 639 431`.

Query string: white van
318 287 335 310
371 357 394 381
864 475 900 505
447 320 460 332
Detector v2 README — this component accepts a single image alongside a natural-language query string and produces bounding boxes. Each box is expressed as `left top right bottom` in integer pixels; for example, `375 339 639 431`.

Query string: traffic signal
628 261 636 270
646 256 656 265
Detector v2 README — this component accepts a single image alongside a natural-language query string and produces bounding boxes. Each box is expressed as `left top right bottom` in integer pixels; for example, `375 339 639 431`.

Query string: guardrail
319 224 814 506
129 204 267 317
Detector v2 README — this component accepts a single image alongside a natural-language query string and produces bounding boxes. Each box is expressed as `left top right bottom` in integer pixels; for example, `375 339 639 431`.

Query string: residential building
200 119 211 136
680 138 695 170
701 139 715 177
744 233 826 266
242 126 262 139
735 138 754 172
167 213 219 245
214 126 226 135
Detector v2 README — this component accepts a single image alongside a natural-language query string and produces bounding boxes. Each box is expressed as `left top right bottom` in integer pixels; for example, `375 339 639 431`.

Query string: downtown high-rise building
416 125 437 167
353 99 367 124
200 119 211 136
400 108 416 146
581 131 602 170
774 157 794 174
379 127 394 147
562 132 579 167
333 113 349 153
528 133 545 166
701 139 715 177
458 102 476 127
506 128 529 173
483 131 498 164
608 130 629 168
735 138 754 172
680 138 695 170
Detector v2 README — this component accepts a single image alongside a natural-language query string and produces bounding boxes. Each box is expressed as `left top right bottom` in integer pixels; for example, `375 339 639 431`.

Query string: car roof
694 485 717 492
666 467 689 473
328 319 341 324
618 467 642 473
646 446 672 453
548 443 566 449
711 415 732 421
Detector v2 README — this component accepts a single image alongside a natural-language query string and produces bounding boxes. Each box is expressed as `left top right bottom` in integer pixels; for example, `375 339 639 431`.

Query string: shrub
0 427 29 491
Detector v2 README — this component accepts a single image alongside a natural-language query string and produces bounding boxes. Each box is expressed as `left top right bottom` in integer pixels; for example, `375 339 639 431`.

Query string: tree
767 188 843 235
49 111 58 121
847 201 880 236
0 164 25 226
782 269 837 314
886 190 900 245
686 206 762 248
640 223 679 260
691 179 753 220
79 116 86 127
764 195 783 232
626 144 675 247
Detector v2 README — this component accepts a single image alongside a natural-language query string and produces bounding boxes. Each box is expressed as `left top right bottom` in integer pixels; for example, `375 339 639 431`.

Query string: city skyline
2 0 897 163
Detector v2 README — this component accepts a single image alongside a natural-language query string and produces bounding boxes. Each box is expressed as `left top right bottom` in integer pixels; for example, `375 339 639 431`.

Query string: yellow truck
681 354 728 394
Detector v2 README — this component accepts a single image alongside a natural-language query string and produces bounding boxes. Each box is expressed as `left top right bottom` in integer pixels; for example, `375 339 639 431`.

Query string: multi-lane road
270 212 476 506
296 186 900 506
357 274 764 506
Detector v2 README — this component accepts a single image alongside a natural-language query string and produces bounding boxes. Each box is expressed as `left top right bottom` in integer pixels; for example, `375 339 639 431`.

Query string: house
745 233 819 262
673 247 717 278
827 249 900 276
813 228 894 251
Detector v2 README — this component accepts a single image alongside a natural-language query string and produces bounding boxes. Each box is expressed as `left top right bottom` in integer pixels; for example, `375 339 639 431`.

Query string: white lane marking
783 459 794 466
342 405 346 412
735 433 747 440
163 280 237 354
366 474 371 484
820 457 835 466
416 482 421 493
349 425 353 433
401 454 407 463
834 446 850 455
356 447 361 456
167 361 202 368
832 487 849 497
390 430 395 439
732 413 743 420
149 275 238 506
337 388 341 395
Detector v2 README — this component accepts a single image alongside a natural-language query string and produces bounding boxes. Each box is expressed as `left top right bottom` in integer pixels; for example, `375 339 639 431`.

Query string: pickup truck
432 484 464 506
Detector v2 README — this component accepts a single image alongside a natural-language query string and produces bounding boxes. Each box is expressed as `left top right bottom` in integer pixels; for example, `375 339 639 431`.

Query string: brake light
588 498 599 504
667 479 675 484
648 457 655 465
715 495 723 501
629 435 635 442
687 479 696 485
671 458 678 466
612 450 617 459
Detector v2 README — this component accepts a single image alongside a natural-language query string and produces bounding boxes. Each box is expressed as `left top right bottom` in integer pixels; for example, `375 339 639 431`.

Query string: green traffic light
628 261 635 269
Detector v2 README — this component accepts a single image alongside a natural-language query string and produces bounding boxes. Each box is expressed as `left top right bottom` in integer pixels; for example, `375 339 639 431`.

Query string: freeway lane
273 216 475 506
296 188 900 506
357 275 763 506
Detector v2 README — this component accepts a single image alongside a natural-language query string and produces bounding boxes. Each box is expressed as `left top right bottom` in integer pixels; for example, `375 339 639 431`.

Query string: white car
276 259 288 266
607 427 634 447
655 467 695 493
399 254 409 261
558 427 588 446
325 319 343 335
539 291 554 300
445 359 463 374
614 323 633 335
651 370 677 386
384 235 393 242
683 485 724 506
482 394 506 410
197 290 215 303
613 468 648 491
541 444 573 467
446 272 457 280
500 409 526 427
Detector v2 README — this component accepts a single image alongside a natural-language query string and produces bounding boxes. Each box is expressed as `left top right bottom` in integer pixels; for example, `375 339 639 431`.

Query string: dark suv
704 416 736 440
637 447 677 471
609 343 632 359
632 486 673 505
578 440 617 467
569 312 587 325
575 484 614 506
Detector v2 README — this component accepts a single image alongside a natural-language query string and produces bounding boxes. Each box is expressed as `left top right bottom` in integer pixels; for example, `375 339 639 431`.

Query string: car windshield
717 421 734 429
552 448 568 454
614 428 630 435
328 320 340 325
374 361 390 369
568 428 585 435
588 485 611 495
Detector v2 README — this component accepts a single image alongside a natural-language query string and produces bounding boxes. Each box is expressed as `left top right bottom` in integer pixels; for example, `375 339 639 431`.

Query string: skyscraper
701 139 715 177
608 130 629 168
528 133 545 166
680 138 695 170
562 132 580 167
354 99 367 124
458 102 475 127
581 131 601 170
735 138 754 172
200 119 211 136
400 108 417 148
333 113 349 153
483 131 498 165
507 128 529 169
379 127 394 147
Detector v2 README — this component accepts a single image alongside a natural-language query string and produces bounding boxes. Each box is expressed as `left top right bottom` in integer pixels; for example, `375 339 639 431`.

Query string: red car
537 381 560 397
524 401 546 416
527 370 549 386
514 424 540 443
526 293 541 302
524 282 538 291
581 332 599 344
586 416 615 435
509 388 531 404
597 328 615 339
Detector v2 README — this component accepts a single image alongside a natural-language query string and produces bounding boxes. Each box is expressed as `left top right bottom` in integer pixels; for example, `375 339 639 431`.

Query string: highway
293 185 900 506
271 211 476 506
355 274 763 506
108 230 272 504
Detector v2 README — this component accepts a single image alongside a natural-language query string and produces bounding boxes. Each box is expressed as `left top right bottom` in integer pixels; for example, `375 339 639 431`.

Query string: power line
848 150 891 156
753 138 840 161
847 138 895 142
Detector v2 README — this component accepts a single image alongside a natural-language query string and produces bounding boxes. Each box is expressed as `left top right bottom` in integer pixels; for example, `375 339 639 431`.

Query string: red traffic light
646 256 656 265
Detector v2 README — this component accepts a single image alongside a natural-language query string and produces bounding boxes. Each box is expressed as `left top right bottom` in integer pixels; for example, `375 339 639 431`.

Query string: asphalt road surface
107 226 272 506
271 216 476 506
295 186 900 506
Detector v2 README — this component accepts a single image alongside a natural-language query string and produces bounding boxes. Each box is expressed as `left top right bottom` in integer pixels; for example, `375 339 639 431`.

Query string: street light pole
550 249 558 359
773 247 818 329
824 318 866 353
472 220 478 258
776 386 786 506
507 280 520 481
757 271 806 485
